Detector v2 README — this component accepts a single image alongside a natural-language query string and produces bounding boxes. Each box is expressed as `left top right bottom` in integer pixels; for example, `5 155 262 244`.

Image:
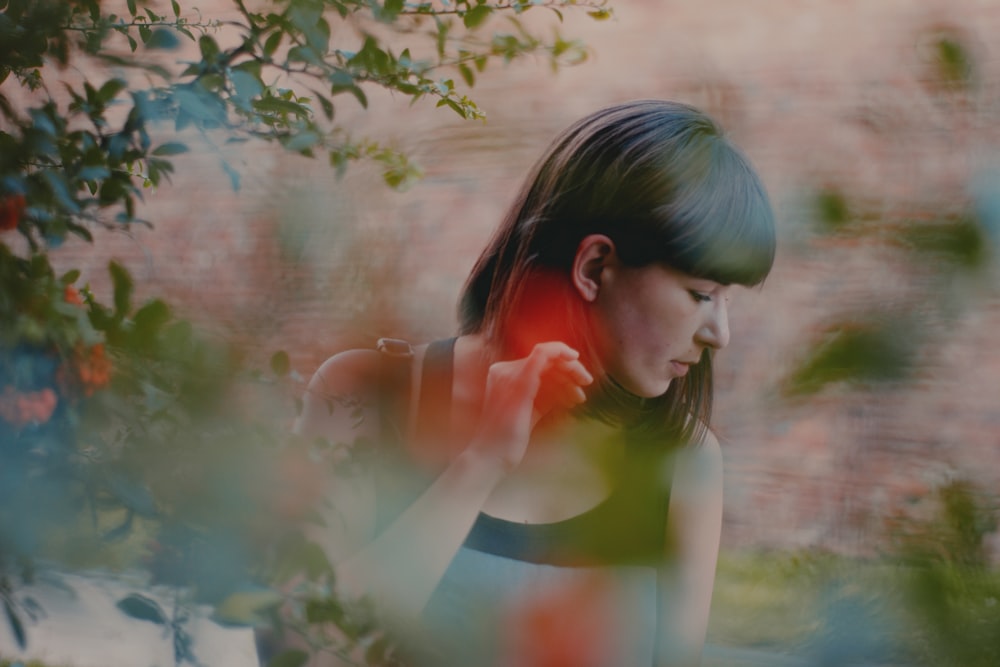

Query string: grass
708 548 1000 667
709 550 837 651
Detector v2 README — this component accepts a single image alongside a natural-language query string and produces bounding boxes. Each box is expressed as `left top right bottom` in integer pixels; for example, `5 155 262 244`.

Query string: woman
295 100 775 666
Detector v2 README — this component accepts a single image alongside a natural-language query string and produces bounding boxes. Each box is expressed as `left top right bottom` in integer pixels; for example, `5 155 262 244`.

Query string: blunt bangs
662 141 775 286
615 132 776 287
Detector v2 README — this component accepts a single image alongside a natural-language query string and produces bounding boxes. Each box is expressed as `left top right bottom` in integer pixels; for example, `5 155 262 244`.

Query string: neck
577 374 665 430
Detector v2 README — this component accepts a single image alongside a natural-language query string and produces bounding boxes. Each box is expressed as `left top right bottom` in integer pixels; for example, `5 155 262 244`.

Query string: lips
670 360 691 377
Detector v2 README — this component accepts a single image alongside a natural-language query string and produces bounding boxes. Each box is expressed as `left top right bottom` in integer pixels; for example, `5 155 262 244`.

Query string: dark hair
458 100 775 446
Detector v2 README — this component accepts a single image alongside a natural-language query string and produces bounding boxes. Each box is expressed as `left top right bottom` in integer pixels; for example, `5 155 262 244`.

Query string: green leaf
116 594 167 625
463 5 492 29
304 597 343 624
382 159 423 191
67 220 94 242
253 96 309 117
98 78 127 103
935 36 974 88
785 320 915 396
126 0 137 16
337 84 367 108
109 260 133 317
435 18 450 57
587 8 614 20
230 70 264 106
175 87 225 123
270 350 290 377
221 159 241 191
172 0 180 17
199 34 220 60
78 165 111 181
436 97 469 119
902 216 988 270
213 587 283 627
263 30 283 57
815 188 850 232
145 28 180 50
133 299 171 341
312 90 334 120
268 649 309 667
42 170 81 213
152 142 188 156
287 45 322 67
298 540 335 580
381 0 404 21
60 269 81 285
284 131 321 153
3 599 25 650
458 63 475 87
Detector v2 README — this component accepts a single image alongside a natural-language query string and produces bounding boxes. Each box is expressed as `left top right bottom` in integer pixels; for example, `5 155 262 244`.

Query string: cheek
601 301 673 365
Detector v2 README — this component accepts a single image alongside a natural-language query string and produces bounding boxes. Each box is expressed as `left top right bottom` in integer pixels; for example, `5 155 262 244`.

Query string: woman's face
590 262 731 398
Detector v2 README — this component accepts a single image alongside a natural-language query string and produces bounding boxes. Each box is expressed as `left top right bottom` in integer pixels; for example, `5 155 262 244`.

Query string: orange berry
64 285 83 306
0 194 26 232
0 206 12 231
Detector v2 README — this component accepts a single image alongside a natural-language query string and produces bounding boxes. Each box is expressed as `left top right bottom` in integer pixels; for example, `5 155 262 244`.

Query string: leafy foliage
885 479 1000 667
1 0 606 247
0 0 610 662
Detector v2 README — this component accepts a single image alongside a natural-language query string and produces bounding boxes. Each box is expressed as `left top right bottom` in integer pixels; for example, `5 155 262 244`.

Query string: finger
552 358 594 386
525 341 581 374
537 373 588 414
560 383 588 407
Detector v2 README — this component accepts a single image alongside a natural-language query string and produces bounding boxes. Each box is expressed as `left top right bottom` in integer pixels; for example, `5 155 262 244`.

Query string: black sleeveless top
376 338 674 568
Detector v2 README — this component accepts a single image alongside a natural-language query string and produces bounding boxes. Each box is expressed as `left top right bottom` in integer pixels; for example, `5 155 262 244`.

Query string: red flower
0 193 26 231
57 343 113 399
0 386 58 428
64 285 84 306
77 343 112 395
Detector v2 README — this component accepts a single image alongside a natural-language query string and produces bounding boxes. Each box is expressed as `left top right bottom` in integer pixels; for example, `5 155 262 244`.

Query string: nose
697 299 730 350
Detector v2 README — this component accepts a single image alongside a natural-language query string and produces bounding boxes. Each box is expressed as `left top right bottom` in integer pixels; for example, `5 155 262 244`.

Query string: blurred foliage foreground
1 0 1000 666
0 0 610 664
709 479 1000 667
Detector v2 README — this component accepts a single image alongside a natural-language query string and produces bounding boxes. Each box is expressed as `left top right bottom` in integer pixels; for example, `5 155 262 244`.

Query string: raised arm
656 430 724 667
294 341 592 621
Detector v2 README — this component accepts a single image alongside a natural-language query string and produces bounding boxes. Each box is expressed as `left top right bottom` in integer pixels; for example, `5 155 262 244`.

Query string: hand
470 342 593 471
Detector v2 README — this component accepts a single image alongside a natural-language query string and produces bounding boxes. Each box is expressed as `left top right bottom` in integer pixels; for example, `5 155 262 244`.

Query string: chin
620 376 671 399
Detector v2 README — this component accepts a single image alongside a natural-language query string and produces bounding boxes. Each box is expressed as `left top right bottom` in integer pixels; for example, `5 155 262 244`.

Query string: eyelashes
688 290 712 303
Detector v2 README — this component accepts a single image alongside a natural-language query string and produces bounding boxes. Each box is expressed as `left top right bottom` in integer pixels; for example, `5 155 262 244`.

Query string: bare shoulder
692 428 723 465
672 427 723 498
295 348 390 442
312 348 383 389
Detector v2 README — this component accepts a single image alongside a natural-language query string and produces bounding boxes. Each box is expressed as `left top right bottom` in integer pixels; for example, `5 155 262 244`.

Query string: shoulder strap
375 336 458 451
413 337 457 449
375 338 414 442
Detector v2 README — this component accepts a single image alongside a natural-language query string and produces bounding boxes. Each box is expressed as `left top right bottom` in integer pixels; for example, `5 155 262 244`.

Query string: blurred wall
48 0 1000 555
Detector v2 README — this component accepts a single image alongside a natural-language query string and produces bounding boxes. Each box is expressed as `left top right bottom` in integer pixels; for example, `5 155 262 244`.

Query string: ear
571 234 617 302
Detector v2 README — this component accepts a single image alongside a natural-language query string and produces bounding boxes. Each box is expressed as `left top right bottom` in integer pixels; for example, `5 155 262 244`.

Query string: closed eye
688 290 712 303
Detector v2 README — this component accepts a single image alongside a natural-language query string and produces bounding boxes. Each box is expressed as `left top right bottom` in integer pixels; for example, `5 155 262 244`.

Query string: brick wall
42 0 1000 554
